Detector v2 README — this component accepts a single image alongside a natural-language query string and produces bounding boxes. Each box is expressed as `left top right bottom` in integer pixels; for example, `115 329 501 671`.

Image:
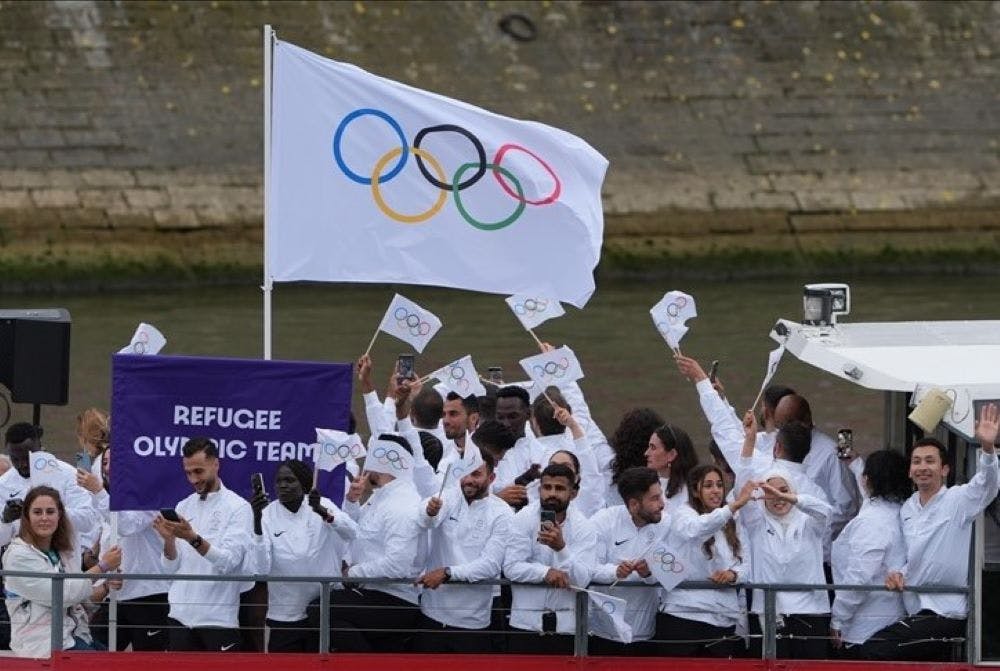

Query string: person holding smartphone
152 437 252 653
503 463 597 654
249 460 357 652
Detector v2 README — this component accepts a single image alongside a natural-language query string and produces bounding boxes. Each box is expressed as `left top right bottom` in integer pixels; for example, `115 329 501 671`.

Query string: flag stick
609 537 661 589
436 463 453 498
313 464 320 490
750 385 766 412
526 327 545 350
363 326 380 357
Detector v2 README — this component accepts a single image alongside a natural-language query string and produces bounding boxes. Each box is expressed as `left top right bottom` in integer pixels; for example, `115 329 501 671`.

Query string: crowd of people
0 344 997 662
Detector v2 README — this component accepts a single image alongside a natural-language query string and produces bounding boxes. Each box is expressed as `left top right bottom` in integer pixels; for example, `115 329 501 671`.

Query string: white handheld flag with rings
268 40 608 308
650 291 697 352
377 293 442 353
431 355 487 398
314 429 366 472
519 346 584 390
119 322 166 356
586 590 634 644
505 294 565 331
643 543 689 592
364 435 415 480
759 343 786 394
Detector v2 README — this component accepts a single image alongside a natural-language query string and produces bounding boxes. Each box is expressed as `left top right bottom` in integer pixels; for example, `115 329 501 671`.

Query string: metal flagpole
107 511 119 651
262 24 275 360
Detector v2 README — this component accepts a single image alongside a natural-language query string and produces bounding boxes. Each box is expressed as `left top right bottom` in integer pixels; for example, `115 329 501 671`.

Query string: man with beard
588 467 669 654
433 392 481 484
152 437 253 652
332 434 426 652
250 460 357 652
503 463 597 654
415 447 513 652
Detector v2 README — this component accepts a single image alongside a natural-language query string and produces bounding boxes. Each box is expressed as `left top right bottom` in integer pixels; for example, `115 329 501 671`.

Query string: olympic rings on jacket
514 298 549 315
394 307 432 337
332 108 562 229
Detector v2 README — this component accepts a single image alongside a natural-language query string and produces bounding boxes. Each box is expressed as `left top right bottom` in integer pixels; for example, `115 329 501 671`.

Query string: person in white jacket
503 463 597 654
415 446 513 652
152 437 253 652
868 403 1000 662
332 433 426 652
588 467 669 655
658 464 755 657
249 459 357 652
3 486 122 657
829 449 909 657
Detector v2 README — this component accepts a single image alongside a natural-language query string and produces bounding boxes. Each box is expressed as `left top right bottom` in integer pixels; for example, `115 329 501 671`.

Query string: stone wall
1 0 998 281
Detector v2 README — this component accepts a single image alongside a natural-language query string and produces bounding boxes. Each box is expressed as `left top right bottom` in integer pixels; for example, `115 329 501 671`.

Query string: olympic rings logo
652 547 685 574
394 307 432 337
33 456 59 472
132 331 149 354
513 298 548 315
656 295 690 334
599 600 618 615
532 357 570 380
372 446 410 471
445 363 470 392
332 108 562 230
323 442 363 460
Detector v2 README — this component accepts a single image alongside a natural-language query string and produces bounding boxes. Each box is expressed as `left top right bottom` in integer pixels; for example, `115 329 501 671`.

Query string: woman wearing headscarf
658 464 755 657
738 461 832 659
249 460 357 652
830 449 910 657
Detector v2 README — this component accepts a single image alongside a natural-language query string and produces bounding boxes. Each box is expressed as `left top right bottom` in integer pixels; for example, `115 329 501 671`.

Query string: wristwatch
189 535 204 549
443 567 452 582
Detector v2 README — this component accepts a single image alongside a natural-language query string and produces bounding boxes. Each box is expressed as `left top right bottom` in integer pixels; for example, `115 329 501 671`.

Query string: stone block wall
1 0 998 278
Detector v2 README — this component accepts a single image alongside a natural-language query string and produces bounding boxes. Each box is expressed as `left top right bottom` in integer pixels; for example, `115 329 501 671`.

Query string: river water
2 276 995 460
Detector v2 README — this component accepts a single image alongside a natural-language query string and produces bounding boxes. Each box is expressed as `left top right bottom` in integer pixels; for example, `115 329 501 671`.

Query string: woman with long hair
645 423 698 509
657 464 755 657
607 408 664 506
2 486 122 657
830 449 911 657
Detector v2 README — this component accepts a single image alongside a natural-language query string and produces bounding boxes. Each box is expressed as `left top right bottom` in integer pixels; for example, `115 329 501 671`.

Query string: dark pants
749 613 830 659
167 619 242 652
861 610 965 661
415 613 493 653
983 570 1000 660
115 592 170 651
655 612 739 657
267 617 316 653
238 582 268 652
328 588 419 652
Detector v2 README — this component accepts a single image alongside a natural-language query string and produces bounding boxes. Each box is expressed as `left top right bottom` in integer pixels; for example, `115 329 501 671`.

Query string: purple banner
110 354 352 511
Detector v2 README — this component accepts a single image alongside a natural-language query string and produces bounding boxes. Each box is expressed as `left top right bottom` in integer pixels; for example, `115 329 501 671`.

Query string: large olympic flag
110 354 352 511
268 40 609 308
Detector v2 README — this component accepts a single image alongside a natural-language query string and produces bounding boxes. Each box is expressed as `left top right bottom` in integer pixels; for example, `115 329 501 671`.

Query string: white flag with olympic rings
430 355 487 399
650 290 698 351
29 451 66 490
519 345 584 390
118 322 166 356
377 293 443 353
643 542 689 592
313 429 366 472
505 294 565 331
268 40 608 309
586 590 633 644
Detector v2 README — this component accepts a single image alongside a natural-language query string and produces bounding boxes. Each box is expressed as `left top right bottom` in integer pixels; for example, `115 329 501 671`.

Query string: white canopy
771 319 1000 440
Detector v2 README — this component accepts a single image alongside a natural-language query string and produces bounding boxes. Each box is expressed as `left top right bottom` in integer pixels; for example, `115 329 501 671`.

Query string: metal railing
0 569 971 660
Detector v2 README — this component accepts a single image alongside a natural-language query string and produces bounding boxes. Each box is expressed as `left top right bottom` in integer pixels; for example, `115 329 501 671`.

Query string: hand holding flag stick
609 536 661 589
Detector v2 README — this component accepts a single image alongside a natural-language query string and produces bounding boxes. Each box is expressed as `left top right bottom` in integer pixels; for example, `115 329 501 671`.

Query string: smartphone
251 472 266 496
76 452 93 472
540 509 557 528
488 366 504 384
397 353 415 381
836 429 854 459
708 360 720 383
159 508 181 522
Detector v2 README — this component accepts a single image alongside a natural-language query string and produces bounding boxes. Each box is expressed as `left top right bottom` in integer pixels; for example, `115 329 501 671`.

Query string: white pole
262 24 275 360
108 511 119 651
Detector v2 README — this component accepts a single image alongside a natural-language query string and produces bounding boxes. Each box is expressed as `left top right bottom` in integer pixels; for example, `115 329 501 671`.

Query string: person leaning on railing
2 485 122 657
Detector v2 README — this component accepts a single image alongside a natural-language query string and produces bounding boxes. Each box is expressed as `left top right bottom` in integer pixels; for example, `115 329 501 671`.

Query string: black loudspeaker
0 308 72 406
